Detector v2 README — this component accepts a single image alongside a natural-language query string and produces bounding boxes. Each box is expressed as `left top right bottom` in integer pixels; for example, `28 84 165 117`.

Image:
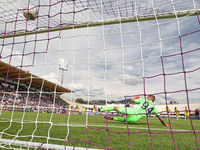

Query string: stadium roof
0 61 72 95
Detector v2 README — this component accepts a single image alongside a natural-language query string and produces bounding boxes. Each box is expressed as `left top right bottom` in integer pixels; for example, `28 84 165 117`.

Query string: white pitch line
62 123 198 132
1 118 198 132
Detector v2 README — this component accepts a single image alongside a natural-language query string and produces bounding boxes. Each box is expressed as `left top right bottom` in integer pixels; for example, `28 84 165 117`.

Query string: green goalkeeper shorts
118 106 140 123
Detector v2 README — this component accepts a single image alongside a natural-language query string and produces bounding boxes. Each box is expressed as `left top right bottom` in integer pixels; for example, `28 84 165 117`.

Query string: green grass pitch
0 111 200 150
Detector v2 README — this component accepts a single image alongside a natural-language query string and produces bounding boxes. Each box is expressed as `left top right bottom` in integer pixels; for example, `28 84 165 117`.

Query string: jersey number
141 102 154 113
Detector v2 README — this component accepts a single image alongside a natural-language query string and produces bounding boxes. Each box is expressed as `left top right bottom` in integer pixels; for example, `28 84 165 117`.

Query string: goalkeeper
100 95 169 126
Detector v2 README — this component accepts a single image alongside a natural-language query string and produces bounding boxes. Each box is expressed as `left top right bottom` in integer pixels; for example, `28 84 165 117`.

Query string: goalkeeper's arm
130 96 140 103
157 115 169 126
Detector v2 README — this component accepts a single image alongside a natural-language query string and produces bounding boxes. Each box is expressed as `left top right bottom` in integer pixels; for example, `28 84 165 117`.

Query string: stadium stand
0 61 72 113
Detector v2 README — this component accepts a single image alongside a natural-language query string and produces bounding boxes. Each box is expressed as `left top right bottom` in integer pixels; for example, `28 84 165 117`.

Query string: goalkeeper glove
135 96 140 99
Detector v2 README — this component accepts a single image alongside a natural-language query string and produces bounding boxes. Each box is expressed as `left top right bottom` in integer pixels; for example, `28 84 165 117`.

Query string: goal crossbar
0 10 199 39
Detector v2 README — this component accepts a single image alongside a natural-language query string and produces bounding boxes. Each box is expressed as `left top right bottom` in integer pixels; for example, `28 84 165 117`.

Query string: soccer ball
23 5 38 20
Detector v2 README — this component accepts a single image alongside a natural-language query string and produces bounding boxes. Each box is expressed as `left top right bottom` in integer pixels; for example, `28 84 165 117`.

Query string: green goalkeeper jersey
134 99 160 120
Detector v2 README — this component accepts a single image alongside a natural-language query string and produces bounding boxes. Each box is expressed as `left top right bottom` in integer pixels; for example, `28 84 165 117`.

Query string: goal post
0 139 99 150
0 0 200 150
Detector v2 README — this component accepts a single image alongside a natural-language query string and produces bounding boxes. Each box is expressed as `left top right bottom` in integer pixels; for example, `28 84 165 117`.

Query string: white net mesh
0 0 200 149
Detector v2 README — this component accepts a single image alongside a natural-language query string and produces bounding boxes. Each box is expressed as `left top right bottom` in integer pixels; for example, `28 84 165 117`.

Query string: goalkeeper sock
100 106 114 112
113 117 126 122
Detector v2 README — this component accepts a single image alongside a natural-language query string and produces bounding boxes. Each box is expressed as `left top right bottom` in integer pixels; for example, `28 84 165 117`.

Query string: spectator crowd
0 82 67 111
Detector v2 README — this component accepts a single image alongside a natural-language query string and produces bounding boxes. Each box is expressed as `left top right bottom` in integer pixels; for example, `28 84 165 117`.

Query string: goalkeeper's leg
100 106 119 112
113 117 126 122
102 106 123 121
104 116 126 122
111 116 139 123
104 115 140 123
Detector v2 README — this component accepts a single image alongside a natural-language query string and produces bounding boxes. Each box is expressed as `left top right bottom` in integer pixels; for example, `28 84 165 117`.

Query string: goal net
0 0 200 149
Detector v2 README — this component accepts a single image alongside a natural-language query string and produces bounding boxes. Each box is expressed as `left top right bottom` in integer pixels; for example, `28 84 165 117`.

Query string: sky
0 0 200 104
